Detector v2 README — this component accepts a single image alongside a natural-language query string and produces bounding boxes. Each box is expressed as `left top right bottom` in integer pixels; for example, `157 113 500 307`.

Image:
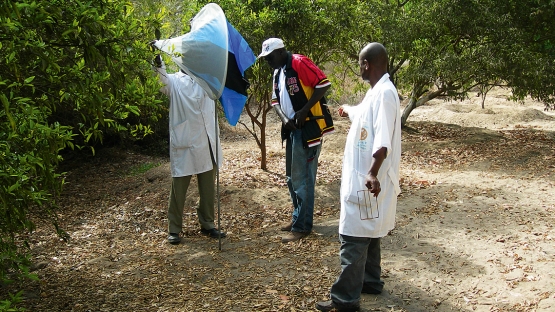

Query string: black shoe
316 300 359 312
361 285 382 294
167 233 181 245
200 228 226 239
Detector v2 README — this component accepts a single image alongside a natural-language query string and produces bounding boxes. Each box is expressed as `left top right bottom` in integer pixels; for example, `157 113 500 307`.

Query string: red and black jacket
272 52 334 147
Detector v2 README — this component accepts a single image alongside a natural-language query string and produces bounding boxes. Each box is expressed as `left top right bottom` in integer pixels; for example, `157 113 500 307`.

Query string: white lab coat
155 64 223 177
338 74 401 238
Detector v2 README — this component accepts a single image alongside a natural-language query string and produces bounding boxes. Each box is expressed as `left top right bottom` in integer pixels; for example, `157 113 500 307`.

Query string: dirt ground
2 88 555 311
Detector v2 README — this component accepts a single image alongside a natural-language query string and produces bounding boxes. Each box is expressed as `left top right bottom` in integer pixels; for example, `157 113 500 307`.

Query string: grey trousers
330 235 384 306
167 167 216 234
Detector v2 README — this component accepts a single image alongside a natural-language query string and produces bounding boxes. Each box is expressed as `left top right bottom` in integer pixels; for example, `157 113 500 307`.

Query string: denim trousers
285 129 321 233
330 235 384 306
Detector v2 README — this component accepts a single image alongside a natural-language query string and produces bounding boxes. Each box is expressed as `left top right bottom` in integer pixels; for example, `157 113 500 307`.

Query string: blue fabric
163 4 255 124
286 129 321 232
189 20 228 50
226 22 256 74
218 21 256 126
177 3 229 100
220 88 248 126
330 235 384 306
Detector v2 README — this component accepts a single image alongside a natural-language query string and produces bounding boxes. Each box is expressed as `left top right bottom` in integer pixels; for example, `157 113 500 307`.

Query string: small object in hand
357 190 379 220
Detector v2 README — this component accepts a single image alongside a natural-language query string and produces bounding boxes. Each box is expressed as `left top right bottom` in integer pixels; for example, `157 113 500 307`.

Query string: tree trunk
240 88 272 171
401 84 444 127
259 105 268 170
401 83 423 127
401 97 417 127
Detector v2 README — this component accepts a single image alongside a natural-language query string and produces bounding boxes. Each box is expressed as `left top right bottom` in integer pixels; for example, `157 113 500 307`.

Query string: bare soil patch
2 88 555 311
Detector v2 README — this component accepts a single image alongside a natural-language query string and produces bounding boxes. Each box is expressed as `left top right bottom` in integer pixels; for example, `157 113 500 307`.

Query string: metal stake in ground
216 106 222 251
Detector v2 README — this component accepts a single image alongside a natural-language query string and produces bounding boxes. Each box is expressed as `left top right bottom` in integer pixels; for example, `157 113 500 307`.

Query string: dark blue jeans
285 129 321 233
330 235 384 306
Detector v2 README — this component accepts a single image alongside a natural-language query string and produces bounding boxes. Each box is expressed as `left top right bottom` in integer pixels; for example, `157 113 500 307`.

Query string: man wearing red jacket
259 38 334 243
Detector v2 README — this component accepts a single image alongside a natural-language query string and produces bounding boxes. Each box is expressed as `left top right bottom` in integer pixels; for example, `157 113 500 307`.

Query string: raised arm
152 55 171 95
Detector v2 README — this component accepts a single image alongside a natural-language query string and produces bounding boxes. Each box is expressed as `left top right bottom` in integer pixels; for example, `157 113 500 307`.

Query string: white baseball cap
258 38 285 58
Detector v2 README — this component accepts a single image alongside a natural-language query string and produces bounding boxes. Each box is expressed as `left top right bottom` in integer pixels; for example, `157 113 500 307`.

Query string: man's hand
294 108 310 128
365 174 381 197
282 118 296 130
274 104 296 131
366 147 387 197
153 54 162 68
338 105 349 118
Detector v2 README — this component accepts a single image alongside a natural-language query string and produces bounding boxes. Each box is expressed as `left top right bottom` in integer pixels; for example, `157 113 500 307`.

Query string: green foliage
0 77 72 287
0 290 26 312
0 0 167 301
1 0 165 150
354 0 555 125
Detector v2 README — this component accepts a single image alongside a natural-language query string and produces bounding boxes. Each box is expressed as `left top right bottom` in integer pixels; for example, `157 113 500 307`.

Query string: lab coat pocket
170 120 197 149
346 171 368 204
347 171 379 219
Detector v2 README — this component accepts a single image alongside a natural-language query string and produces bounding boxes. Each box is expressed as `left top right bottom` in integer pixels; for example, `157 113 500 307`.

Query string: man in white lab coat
153 55 226 244
317 43 401 312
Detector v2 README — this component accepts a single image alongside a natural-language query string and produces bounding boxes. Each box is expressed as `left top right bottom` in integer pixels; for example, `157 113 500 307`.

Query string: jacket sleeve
153 60 172 96
292 55 331 89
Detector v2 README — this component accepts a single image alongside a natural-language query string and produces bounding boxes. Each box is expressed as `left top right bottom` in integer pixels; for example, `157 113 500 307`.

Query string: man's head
259 38 287 69
358 42 388 86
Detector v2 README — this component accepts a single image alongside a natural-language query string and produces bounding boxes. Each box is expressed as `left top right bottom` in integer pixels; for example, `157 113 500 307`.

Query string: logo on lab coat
360 127 368 140
356 124 370 151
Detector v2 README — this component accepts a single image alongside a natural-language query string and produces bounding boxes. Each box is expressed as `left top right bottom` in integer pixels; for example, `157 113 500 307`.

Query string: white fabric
155 63 223 177
152 3 228 100
338 73 401 238
272 66 295 119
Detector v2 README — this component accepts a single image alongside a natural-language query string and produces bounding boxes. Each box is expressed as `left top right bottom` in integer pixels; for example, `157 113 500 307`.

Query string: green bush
0 0 166 306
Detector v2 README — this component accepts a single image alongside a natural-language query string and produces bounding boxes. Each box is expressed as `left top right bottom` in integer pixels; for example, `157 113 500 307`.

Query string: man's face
359 55 369 82
264 50 282 69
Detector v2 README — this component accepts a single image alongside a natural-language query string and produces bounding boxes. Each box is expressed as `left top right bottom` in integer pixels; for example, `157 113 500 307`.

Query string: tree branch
415 88 445 108
390 57 407 77
397 0 411 7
